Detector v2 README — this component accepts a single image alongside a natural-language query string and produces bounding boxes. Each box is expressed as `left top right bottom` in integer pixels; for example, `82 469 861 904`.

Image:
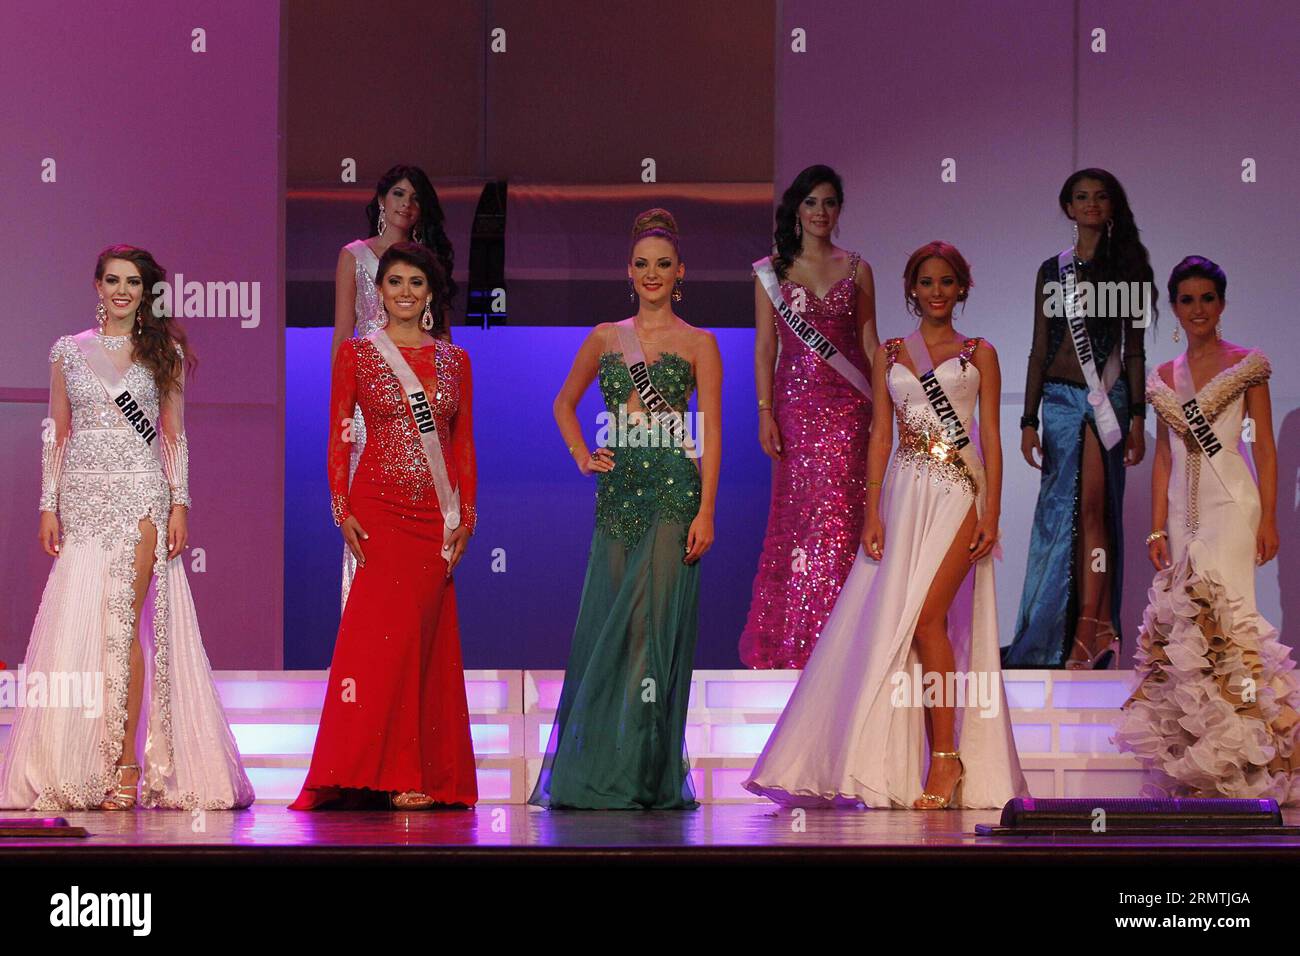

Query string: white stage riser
0 669 1143 804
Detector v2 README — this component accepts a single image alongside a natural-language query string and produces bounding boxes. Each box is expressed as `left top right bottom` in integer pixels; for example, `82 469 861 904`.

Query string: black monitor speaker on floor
975 797 1298 836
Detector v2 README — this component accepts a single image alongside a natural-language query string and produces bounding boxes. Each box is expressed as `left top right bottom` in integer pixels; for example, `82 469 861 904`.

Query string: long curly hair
94 244 193 398
1058 167 1157 322
771 164 844 280
365 164 458 315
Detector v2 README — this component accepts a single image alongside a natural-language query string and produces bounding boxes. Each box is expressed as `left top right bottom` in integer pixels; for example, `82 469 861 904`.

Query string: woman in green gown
529 208 722 809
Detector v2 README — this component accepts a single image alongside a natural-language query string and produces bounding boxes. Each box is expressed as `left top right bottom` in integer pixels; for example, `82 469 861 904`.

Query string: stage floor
3 804 1299 864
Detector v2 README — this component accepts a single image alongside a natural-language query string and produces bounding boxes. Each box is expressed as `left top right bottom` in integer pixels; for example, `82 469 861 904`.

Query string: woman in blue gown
1003 169 1153 669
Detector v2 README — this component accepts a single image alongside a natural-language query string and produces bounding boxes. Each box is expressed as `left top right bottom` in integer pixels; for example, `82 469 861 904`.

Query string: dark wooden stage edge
1 805 1297 866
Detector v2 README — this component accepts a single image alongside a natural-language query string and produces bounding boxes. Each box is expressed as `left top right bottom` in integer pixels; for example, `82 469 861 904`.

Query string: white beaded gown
339 239 384 611
744 336 1028 808
1115 350 1300 803
0 331 254 810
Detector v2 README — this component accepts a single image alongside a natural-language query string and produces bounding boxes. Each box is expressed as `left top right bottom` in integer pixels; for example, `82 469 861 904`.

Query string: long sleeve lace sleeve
1022 266 1050 427
328 338 359 526
40 339 73 513
159 344 191 509
451 346 477 535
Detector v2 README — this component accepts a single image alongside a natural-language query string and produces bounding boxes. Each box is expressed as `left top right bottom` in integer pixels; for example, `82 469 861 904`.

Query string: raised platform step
0 668 1143 803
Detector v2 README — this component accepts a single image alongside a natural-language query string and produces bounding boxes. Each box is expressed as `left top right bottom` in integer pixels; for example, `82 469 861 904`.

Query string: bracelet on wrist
1145 530 1167 545
1019 414 1039 430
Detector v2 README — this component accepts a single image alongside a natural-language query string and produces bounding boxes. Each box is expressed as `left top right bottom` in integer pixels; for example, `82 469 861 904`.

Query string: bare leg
911 504 978 806
1067 425 1109 664
102 518 155 807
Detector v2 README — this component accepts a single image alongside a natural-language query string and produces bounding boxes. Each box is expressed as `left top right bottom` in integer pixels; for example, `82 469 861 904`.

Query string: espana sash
367 330 461 559
752 256 871 398
1172 353 1246 515
903 330 985 500
72 330 158 446
1057 249 1122 449
614 318 698 459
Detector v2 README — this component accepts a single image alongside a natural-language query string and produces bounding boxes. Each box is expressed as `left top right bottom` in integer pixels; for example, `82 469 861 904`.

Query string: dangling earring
795 220 803 239
96 298 107 329
377 207 387 235
1173 325 1181 343
628 278 636 302
377 301 390 327
420 298 434 331
1071 220 1079 251
1215 320 1222 341
412 225 423 244
672 278 683 303
1106 219 1114 240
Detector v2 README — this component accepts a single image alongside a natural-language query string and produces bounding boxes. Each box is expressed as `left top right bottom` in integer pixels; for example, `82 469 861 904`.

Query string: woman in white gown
1115 256 1299 803
330 164 457 611
744 241 1027 809
0 245 253 811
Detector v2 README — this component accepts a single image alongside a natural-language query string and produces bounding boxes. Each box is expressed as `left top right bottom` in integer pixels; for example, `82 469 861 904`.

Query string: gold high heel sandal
1065 615 1119 670
391 790 435 810
100 763 141 811
914 751 964 810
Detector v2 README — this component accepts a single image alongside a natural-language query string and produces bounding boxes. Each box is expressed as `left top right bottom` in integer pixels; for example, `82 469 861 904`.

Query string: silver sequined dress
0 332 254 810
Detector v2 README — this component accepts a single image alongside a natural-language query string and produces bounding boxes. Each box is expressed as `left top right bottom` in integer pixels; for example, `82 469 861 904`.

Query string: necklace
97 331 131 352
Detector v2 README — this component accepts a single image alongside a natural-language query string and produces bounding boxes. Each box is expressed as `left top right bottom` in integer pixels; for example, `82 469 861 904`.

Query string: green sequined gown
529 345 702 809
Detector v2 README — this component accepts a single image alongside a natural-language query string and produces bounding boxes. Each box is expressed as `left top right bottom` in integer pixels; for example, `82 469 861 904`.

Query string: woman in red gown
290 242 478 810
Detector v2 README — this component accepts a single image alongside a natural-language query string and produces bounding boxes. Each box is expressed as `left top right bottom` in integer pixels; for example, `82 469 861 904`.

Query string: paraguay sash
752 256 871 398
614 318 699 459
366 330 461 560
72 330 158 446
1172 353 1246 515
1058 249 1123 449
903 330 986 500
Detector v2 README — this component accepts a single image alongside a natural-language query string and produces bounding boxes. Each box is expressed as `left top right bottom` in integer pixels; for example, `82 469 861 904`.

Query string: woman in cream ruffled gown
1115 256 1299 803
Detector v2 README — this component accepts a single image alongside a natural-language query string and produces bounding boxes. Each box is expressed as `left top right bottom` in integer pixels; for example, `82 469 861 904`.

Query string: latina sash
1057 249 1123 448
614 318 699 460
367 330 461 560
72 330 158 447
752 256 871 397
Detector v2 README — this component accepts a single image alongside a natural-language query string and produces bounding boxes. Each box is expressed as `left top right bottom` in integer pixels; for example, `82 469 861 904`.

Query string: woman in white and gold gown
744 243 1027 809
1116 256 1299 803
0 245 253 811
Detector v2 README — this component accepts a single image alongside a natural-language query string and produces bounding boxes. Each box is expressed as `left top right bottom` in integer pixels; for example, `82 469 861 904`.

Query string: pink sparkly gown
740 252 872 669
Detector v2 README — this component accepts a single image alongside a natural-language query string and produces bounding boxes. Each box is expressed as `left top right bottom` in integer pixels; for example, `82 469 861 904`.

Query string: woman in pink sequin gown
740 166 878 669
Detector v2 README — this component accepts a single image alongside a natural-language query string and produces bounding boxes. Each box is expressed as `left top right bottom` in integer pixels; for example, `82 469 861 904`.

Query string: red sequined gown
290 335 478 809
739 253 873 669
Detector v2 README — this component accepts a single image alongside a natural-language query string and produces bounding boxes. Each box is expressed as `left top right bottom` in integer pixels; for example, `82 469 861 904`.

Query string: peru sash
1172 353 1246 515
614 318 698 459
72 330 158 447
753 256 871 398
367 330 461 559
1057 249 1122 449
903 330 985 500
